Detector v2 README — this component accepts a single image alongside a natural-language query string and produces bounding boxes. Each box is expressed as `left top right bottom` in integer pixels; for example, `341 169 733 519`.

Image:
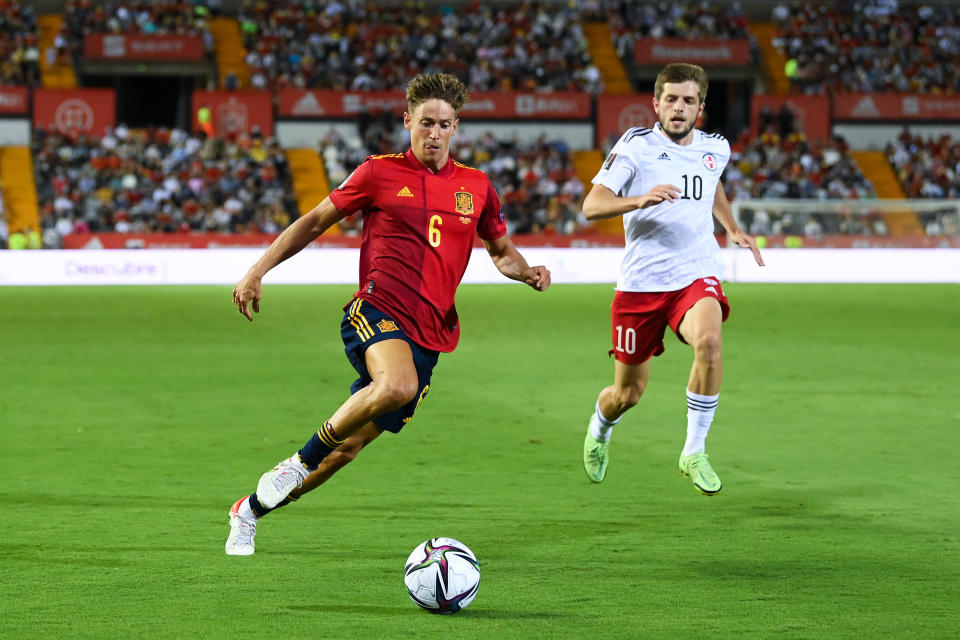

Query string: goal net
729 199 960 248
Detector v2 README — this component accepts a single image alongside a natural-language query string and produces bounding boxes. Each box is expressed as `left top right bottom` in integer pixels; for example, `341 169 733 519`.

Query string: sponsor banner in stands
595 94 655 147
834 93 960 120
0 86 28 114
751 95 830 142
634 39 752 66
277 90 590 119
61 233 627 250
191 91 273 137
83 33 206 60
33 89 115 136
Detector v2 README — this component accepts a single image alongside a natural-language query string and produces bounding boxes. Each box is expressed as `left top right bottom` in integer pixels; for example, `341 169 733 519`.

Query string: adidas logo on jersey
397 186 414 197
657 152 670 160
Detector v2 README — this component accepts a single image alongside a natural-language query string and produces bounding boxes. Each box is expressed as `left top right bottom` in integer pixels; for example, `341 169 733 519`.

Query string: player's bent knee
373 378 419 412
614 384 644 411
693 332 722 363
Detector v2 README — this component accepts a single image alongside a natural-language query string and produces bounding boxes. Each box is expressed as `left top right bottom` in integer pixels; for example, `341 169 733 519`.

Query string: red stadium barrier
83 34 206 61
634 39 752 66
277 90 591 120
833 93 960 121
61 232 628 250
33 88 116 137
751 95 830 142
190 90 273 137
0 86 29 114
61 232 949 251
596 94 655 147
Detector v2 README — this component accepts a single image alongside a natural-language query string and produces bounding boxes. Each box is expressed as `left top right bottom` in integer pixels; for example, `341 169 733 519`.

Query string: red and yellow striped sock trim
348 299 375 342
317 421 344 448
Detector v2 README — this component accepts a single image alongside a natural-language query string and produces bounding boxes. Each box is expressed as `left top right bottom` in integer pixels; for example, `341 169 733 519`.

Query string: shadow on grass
285 604 567 619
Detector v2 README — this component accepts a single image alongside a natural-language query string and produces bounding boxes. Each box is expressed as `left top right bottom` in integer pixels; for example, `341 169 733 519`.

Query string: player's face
653 81 705 143
404 99 458 171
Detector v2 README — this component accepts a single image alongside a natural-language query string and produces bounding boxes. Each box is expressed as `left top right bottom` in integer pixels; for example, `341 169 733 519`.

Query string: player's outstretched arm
483 234 551 291
233 198 347 321
582 183 681 220
711 182 765 267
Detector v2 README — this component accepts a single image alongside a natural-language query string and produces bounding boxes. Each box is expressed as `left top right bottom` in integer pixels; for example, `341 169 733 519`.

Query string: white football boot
225 497 257 556
255 454 309 508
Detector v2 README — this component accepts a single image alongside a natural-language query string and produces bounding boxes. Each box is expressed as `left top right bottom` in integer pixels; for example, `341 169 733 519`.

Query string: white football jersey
593 123 730 292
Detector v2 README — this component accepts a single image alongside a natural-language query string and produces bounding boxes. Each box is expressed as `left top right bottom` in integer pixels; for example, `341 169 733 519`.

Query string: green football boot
583 423 610 483
678 451 722 495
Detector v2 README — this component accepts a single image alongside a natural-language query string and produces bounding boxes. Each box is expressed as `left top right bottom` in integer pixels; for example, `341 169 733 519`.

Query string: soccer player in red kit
225 73 551 555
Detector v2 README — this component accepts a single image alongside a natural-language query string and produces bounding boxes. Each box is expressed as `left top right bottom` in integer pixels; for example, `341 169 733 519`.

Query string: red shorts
609 277 730 365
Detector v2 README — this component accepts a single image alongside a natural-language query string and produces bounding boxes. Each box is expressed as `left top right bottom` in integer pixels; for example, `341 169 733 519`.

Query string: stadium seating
1 1 952 246
233 0 603 93
772 1 960 94
31 125 297 247
723 133 876 201
0 3 41 87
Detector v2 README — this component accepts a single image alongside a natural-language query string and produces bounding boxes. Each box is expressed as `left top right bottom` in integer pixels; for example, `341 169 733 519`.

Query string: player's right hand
233 276 262 321
638 184 681 208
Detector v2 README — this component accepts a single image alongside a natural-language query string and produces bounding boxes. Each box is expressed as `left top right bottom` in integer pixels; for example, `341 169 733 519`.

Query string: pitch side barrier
1 247 957 285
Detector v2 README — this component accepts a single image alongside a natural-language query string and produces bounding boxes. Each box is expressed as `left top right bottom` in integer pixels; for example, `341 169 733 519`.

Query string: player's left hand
523 265 551 291
728 230 765 266
233 274 263 321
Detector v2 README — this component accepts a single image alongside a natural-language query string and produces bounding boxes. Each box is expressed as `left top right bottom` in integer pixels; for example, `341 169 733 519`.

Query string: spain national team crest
454 191 474 216
702 153 718 171
377 319 399 333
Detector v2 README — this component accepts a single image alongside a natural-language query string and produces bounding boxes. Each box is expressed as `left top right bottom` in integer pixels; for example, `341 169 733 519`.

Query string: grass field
1 283 958 639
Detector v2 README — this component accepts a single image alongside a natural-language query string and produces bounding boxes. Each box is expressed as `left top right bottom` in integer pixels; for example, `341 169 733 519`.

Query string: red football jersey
328 149 506 352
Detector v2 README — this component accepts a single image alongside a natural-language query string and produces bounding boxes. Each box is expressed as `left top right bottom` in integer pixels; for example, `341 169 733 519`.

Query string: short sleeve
593 134 640 196
328 156 375 214
476 178 506 241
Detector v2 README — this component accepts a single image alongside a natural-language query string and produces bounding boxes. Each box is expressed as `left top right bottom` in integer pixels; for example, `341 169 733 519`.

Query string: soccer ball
403 537 480 614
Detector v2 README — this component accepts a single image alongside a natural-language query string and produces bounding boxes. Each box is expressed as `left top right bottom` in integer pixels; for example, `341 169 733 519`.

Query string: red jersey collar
404 148 455 177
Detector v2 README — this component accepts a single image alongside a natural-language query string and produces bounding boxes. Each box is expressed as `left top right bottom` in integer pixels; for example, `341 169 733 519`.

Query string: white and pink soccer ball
403 537 480 614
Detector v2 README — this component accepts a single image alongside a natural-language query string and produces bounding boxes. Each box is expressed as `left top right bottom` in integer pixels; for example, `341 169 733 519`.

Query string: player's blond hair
654 63 709 105
405 73 469 116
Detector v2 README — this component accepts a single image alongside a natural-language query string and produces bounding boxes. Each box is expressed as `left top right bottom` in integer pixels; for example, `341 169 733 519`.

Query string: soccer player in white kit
581 63 764 495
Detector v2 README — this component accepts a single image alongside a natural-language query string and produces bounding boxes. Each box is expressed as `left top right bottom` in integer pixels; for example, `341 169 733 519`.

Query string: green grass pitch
1 283 958 639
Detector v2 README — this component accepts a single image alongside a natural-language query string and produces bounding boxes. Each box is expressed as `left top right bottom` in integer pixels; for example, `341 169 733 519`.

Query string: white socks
683 389 718 456
589 401 620 442
238 496 257 521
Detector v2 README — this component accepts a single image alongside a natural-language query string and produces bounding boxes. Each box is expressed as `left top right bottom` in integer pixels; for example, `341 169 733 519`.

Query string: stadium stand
886 132 960 207
723 133 876 202
37 14 77 89
32 125 297 247
0 2 41 87
771 0 960 94
0 0 952 248
316 124 587 236
234 0 603 93
605 1 757 64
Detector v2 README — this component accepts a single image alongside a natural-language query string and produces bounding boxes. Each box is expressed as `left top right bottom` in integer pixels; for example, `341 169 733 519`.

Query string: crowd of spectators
61 0 220 67
885 130 960 236
0 2 41 87
723 133 876 203
33 124 297 247
318 117 587 236
772 0 960 94
237 0 602 94
886 131 960 199
601 0 755 64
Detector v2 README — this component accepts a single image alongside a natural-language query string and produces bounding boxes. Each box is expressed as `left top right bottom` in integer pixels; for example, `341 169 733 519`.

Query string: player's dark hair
406 73 469 115
654 63 709 104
